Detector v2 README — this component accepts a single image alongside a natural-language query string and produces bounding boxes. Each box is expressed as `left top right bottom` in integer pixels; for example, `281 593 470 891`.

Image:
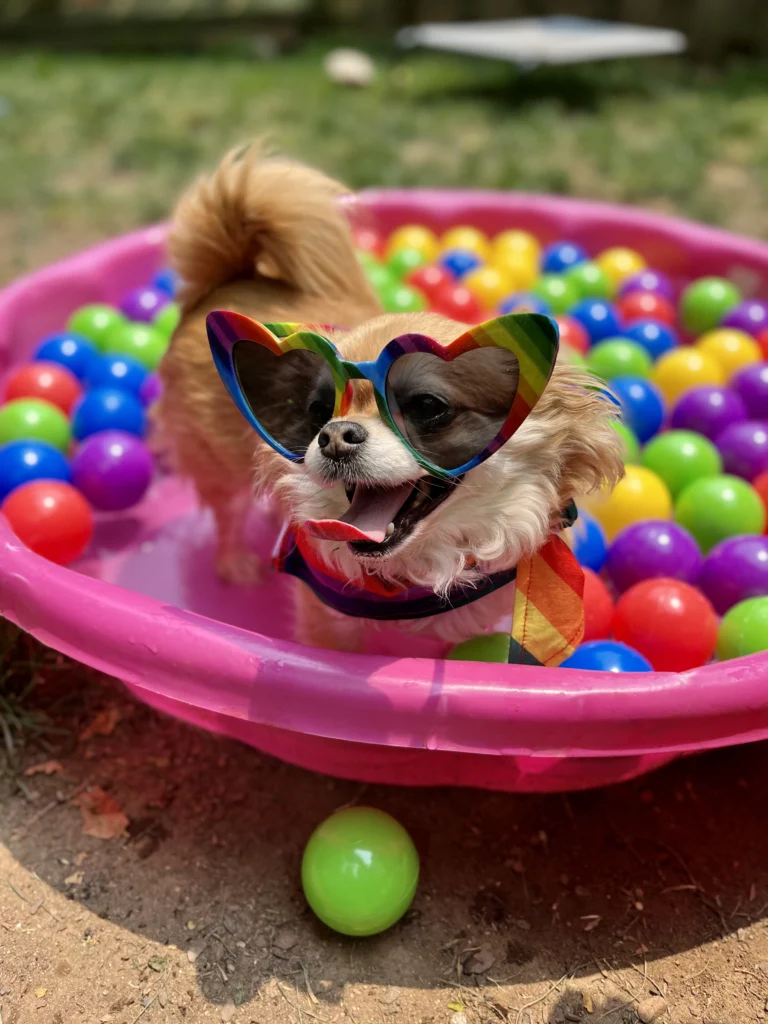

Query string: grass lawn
1 42 768 284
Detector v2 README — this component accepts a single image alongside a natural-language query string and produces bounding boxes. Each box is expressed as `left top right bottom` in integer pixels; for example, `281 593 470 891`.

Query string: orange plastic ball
5 361 82 414
1 480 93 566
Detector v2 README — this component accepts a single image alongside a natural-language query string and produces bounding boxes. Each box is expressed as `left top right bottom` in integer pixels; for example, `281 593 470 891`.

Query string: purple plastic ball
721 299 768 337
732 362 768 420
618 269 675 302
716 421 768 481
670 385 748 442
71 430 153 512
119 286 169 323
698 535 768 614
605 520 703 593
139 372 162 407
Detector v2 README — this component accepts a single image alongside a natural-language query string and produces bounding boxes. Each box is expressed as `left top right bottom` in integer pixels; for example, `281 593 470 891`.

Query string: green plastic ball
380 282 426 314
67 304 126 352
680 277 741 336
302 807 419 937
612 420 641 464
107 322 168 371
387 246 428 279
674 474 766 554
365 262 396 295
0 398 71 452
357 250 379 271
533 274 580 315
642 429 722 499
587 338 652 381
447 632 510 662
565 261 613 300
153 301 180 339
717 597 768 660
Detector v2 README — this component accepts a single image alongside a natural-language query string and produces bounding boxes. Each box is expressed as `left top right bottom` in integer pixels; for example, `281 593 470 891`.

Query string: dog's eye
308 396 334 430
406 393 450 422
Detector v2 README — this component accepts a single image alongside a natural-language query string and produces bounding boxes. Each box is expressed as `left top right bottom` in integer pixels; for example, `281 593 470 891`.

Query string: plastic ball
431 283 484 323
670 385 747 441
586 339 652 381
675 474 766 553
754 471 768 525
119 286 168 324
34 333 99 382
301 807 419 936
732 362 768 420
721 299 768 337
617 290 677 327
559 348 586 369
612 578 718 672
87 353 148 398
492 229 540 265
570 509 608 572
67 304 126 352
107 322 169 371
0 398 71 452
71 430 153 512
365 261 396 295
716 421 768 482
499 293 551 316
152 268 178 296
386 225 439 263
565 261 612 301
153 301 180 339
680 277 741 336
463 265 514 309
447 633 511 663
652 348 724 405
386 246 428 280
1 480 93 566
440 248 483 280
612 420 641 463
406 264 454 300
542 241 587 274
610 377 665 443
624 319 679 361
641 429 722 498
5 361 82 414
139 372 162 407
560 640 652 672
596 248 646 289
698 536 768 615
757 328 768 361
532 274 580 315
0 440 71 502
569 299 623 343
72 388 147 441
606 520 703 592
380 281 427 314
353 227 383 255
491 249 539 291
717 597 768 660
618 269 675 302
582 567 614 642
696 328 761 380
441 226 490 261
555 315 590 355
586 465 672 541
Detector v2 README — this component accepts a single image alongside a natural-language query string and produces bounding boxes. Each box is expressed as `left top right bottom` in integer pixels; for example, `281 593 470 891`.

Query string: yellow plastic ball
596 247 647 290
441 225 491 261
585 465 672 541
696 328 762 381
492 230 541 266
490 249 540 291
386 225 440 263
652 348 725 405
463 265 514 309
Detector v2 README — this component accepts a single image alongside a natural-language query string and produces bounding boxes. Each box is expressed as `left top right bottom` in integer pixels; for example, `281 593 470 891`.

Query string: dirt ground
3 666 768 1024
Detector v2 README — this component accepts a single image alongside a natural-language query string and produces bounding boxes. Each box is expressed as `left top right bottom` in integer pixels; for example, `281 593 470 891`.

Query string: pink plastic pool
1 190 768 794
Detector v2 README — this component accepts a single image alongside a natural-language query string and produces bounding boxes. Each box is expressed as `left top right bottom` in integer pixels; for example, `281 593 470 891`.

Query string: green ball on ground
717 597 768 660
680 277 741 336
67 304 126 351
587 339 652 380
642 430 722 499
447 632 510 662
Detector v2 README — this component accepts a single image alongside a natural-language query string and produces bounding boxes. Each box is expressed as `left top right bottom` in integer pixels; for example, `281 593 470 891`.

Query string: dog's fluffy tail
169 141 376 311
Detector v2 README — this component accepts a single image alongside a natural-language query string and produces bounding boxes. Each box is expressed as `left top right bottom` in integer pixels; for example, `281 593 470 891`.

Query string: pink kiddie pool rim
0 192 767 785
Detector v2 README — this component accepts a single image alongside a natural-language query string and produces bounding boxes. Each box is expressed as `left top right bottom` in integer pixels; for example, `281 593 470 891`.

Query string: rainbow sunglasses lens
232 340 335 457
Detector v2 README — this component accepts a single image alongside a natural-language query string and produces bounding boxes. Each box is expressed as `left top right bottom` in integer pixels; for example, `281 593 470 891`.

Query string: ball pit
1 194 768 796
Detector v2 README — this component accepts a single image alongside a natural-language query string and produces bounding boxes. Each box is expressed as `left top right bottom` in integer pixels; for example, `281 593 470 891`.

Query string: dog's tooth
386 522 395 537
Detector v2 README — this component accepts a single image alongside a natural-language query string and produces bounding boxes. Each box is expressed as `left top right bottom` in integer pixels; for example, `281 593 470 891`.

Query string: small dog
160 144 623 657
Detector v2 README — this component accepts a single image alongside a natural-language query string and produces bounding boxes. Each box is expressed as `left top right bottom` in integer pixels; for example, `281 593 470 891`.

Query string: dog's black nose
317 421 368 460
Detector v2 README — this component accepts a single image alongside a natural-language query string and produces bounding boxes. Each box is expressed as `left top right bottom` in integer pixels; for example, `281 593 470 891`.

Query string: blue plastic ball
570 299 623 344
542 241 588 275
498 293 552 315
87 354 148 398
72 388 147 441
152 268 179 296
571 509 608 572
440 248 483 279
0 440 71 502
560 640 653 672
34 333 100 382
610 376 665 443
624 319 678 361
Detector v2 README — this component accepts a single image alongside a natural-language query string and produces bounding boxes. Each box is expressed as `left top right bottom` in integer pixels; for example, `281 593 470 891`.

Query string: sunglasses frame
206 309 559 480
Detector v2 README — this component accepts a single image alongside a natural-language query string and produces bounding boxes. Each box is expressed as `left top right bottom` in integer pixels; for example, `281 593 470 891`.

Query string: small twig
654 840 700 889
302 963 319 1005
661 884 700 894
596 998 636 1021
735 968 764 984
592 958 638 1002
7 877 28 903
131 995 156 1024
513 971 571 1023
629 960 663 999
295 980 304 1024
276 983 328 1023
13 779 88 841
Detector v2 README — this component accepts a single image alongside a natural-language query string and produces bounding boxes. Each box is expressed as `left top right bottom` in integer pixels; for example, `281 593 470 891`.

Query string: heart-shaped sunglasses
206 310 559 479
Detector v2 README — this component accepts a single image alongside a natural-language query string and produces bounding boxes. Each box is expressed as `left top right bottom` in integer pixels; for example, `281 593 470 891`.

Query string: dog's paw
216 548 264 587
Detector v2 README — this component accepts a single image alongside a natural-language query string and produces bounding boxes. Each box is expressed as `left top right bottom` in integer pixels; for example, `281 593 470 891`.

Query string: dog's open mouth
303 477 452 556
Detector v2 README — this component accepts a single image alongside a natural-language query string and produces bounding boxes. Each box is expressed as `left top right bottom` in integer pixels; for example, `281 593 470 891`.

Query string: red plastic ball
353 227 383 256
407 264 454 301
582 567 614 642
430 283 484 323
756 328 768 361
5 361 82 414
555 314 590 355
617 291 677 327
753 471 768 532
1 480 93 566
612 578 718 672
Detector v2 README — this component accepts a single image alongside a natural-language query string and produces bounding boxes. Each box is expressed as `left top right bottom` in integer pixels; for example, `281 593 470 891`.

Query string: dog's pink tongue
304 483 413 543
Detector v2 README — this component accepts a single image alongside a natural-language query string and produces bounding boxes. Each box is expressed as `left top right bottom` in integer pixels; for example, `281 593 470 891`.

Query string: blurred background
1 0 768 285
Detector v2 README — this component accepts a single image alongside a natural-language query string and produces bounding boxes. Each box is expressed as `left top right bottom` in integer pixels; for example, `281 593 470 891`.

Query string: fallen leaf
35 988 48 998
24 759 63 777
64 871 84 886
73 787 129 840
148 955 167 973
447 1002 465 1013
79 707 122 741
